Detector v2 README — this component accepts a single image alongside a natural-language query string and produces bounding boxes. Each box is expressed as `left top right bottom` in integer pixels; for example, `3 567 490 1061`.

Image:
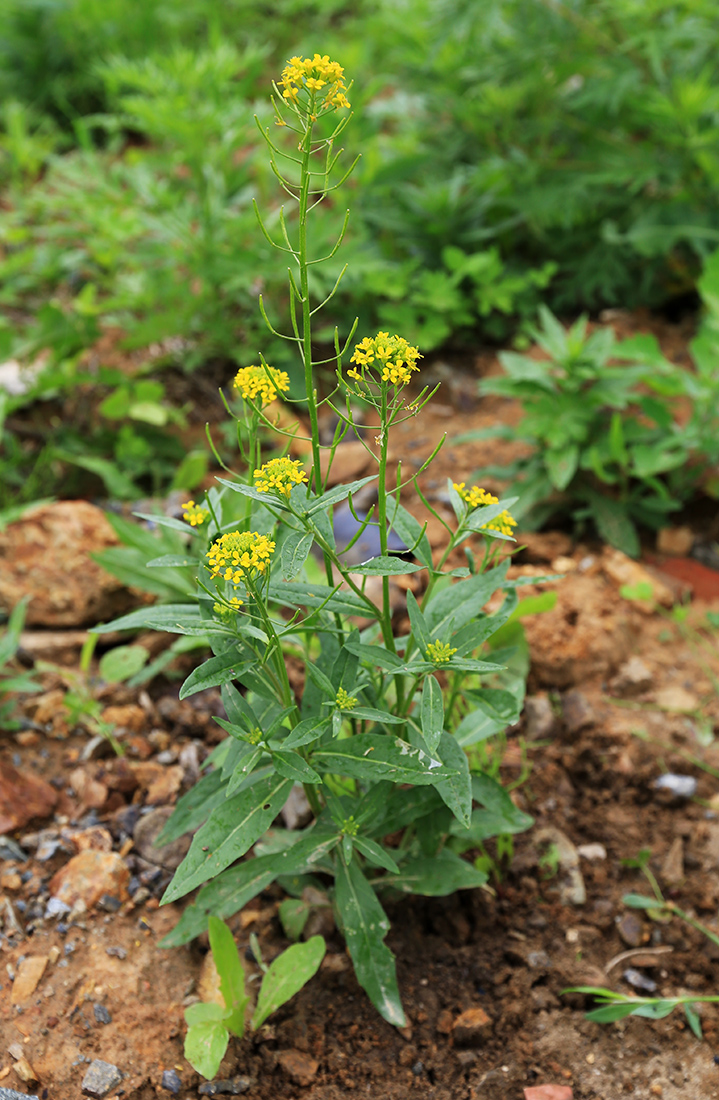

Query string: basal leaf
208 916 248 1036
251 936 326 1029
184 1015 229 1081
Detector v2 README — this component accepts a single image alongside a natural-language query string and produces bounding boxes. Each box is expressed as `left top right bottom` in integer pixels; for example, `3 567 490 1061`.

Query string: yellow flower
206 530 276 588
349 332 422 388
425 639 457 665
254 456 308 498
453 483 498 509
233 365 290 408
481 510 518 538
280 53 350 112
335 687 358 710
181 499 210 527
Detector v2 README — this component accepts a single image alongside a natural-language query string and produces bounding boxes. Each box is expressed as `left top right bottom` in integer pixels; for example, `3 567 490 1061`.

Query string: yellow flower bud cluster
481 511 518 537
207 530 275 588
233 365 290 408
425 639 457 665
253 456 308 498
181 500 209 527
213 595 244 618
348 332 422 388
335 687 358 710
280 54 350 111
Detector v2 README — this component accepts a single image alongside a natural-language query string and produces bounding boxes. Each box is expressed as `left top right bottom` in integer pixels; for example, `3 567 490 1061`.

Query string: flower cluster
481 511 518 538
207 531 275 588
453 483 498 510
233 365 290 408
181 499 209 527
335 687 358 710
348 332 422 388
254 456 308 498
280 54 350 111
426 640 457 665
453 483 517 538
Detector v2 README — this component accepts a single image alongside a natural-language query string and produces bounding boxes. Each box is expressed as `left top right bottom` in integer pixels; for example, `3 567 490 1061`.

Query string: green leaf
304 476 377 515
352 836 400 873
282 717 331 749
454 708 503 748
585 492 640 558
281 530 315 580
424 562 509 636
406 590 429 656
381 848 487 895
335 856 406 1027
184 1012 229 1081
272 750 322 784
162 775 293 903
146 554 197 568
684 1002 703 1040
585 1002 646 1023
622 893 666 910
351 556 423 577
160 856 280 947
268 581 371 617
631 1000 678 1020
313 734 456 785
432 730 472 828
420 675 444 755
208 916 248 1037
251 937 326 1029
180 654 254 699
345 707 405 725
98 644 148 683
91 604 219 636
545 445 580 490
278 899 310 942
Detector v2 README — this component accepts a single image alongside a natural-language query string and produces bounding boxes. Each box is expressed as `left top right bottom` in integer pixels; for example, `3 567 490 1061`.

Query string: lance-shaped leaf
155 768 228 847
92 604 225 636
272 749 322 784
420 675 444 755
162 775 293 903
180 654 255 700
351 556 423 577
208 916 248 1036
335 856 406 1027
380 848 487 896
313 734 457 785
432 730 472 828
252 936 326 1029
424 562 509 636
406 590 430 654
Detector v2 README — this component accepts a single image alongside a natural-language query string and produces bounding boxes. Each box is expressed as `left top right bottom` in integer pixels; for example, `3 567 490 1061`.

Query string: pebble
276 1049 319 1087
197 1077 251 1095
654 774 698 800
0 838 28 862
45 897 72 919
608 656 653 698
81 1060 123 1097
623 967 658 993
11 1055 38 1084
534 827 586 906
617 910 646 948
577 843 607 861
0 1089 40 1100
10 955 48 1005
105 946 127 959
451 1007 493 1046
93 1002 112 1024
160 1069 182 1094
655 686 699 714
133 806 191 871
561 690 596 735
48 850 130 910
660 837 684 887
523 693 556 741
524 1087 573 1100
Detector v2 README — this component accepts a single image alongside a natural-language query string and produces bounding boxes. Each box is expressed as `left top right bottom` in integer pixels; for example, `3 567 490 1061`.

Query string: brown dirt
2 312 719 1100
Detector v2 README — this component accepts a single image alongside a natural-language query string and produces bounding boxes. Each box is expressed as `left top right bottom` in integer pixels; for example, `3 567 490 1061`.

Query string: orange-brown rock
276 1049 319 1087
11 955 49 1005
100 704 146 733
452 1007 493 1046
0 500 139 627
48 850 130 910
131 762 183 805
0 763 57 833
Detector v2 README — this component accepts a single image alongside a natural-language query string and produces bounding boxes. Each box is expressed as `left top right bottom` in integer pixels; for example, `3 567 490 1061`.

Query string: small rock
93 1003 112 1024
523 694 556 741
67 826 114 853
48 850 130 911
527 950 551 969
654 774 698 800
1 870 21 891
197 1077 251 1095
657 526 694 557
524 1087 573 1100
100 703 146 732
561 691 595 735
655 686 699 714
623 967 657 993
131 761 183 805
80 735 115 762
69 767 109 811
603 548 674 610
11 955 48 1004
81 1060 123 1097
617 910 646 948
160 1069 182 1094
452 1007 493 1047
0 764 57 834
0 1090 39 1100
608 656 653 698
132 806 191 871
436 1008 454 1034
577 843 607 861
97 895 122 913
179 742 201 785
276 1050 319 1087
105 945 127 959
660 837 684 887
48 946 61 964
7 1045 24 1063
0 837 27 862
12 1056 39 1084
